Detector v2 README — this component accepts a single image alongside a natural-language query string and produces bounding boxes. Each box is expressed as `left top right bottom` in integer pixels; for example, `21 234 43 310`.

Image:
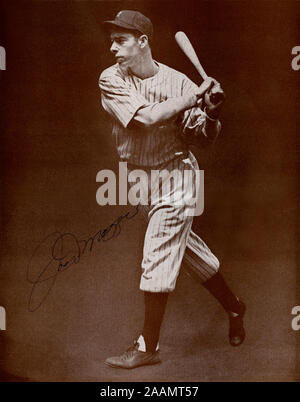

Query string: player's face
110 30 142 69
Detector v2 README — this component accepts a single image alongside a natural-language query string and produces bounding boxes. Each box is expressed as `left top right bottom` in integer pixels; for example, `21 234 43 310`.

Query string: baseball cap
103 10 153 40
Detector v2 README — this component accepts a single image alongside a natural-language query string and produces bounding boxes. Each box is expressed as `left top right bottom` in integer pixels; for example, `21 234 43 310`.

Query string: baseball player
99 10 246 369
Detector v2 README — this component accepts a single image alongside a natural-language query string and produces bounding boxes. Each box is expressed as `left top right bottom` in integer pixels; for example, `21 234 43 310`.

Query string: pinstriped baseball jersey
99 61 216 167
99 61 220 292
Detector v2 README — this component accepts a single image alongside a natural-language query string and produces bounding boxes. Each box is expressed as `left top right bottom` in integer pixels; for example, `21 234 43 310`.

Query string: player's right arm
99 72 213 129
133 78 213 127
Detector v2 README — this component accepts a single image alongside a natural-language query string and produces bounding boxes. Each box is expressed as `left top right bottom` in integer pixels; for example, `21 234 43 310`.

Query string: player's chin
116 57 126 65
117 60 130 72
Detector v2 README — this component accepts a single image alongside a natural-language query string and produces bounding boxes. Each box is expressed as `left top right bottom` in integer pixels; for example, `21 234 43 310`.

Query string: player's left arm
181 76 224 142
202 79 225 140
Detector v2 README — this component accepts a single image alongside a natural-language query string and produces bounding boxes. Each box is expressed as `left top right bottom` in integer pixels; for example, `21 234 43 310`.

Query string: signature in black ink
26 205 139 312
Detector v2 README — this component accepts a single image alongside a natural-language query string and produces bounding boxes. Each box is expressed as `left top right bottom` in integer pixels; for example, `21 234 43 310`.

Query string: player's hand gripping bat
175 31 225 104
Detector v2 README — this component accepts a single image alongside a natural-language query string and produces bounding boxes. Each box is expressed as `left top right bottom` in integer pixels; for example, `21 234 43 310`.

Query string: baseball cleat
105 340 161 369
228 300 246 346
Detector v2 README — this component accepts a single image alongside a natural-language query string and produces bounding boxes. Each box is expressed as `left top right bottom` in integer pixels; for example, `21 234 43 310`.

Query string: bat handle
196 64 208 81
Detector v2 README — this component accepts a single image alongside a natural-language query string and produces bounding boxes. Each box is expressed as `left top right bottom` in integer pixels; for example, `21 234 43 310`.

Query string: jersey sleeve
99 73 148 128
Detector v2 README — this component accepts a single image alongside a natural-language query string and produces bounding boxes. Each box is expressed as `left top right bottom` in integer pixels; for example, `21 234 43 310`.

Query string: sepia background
0 0 299 381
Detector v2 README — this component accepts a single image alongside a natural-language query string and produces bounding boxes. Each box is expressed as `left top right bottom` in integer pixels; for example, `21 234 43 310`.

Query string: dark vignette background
0 0 299 381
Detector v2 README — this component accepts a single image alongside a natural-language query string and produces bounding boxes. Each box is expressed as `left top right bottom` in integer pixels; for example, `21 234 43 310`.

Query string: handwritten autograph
26 205 139 312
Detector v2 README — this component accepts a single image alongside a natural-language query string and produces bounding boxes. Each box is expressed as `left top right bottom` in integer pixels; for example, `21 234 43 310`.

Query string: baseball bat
175 31 224 104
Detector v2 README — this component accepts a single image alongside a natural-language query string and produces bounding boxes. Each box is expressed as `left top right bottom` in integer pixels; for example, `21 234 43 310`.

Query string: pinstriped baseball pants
128 151 220 293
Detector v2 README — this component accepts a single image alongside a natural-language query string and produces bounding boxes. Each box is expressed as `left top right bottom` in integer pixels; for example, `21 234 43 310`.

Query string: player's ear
138 34 149 49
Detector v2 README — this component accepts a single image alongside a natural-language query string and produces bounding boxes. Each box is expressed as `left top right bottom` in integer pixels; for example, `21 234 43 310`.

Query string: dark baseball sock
142 291 169 353
202 272 242 314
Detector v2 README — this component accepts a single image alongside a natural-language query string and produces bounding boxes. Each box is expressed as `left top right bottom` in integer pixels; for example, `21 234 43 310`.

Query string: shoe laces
120 340 140 361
